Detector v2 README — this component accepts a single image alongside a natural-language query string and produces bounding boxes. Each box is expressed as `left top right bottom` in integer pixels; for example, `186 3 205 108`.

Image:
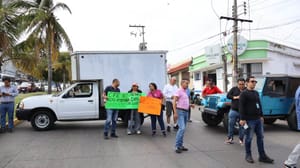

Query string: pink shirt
174 88 190 110
147 90 163 99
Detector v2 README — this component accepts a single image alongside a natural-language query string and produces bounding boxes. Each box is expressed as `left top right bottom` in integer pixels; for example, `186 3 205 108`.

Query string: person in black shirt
103 79 120 140
224 78 245 145
239 76 274 164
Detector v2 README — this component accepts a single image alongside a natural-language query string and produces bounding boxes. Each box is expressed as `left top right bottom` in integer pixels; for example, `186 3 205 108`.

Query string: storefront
189 40 300 92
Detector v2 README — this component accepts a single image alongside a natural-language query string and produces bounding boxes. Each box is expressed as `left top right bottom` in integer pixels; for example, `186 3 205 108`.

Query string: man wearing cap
163 77 178 132
0 77 18 133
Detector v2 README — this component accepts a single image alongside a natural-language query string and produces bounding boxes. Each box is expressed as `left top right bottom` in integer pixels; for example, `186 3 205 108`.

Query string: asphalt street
0 107 299 168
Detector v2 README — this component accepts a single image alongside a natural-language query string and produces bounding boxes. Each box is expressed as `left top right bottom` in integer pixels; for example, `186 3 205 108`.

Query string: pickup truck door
57 83 98 120
261 78 291 116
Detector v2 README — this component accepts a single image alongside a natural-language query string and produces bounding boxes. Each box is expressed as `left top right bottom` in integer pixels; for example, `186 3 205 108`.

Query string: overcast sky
54 0 300 65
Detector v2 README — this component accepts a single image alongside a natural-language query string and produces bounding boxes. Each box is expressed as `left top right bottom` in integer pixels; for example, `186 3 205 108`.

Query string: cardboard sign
105 92 144 109
138 96 162 115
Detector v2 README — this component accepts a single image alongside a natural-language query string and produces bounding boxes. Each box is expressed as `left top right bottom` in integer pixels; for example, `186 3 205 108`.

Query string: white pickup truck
16 51 167 131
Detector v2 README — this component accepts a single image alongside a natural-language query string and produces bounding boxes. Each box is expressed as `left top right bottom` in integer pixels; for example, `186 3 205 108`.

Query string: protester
225 78 245 145
148 82 166 137
239 76 274 164
284 86 300 168
186 87 192 122
163 77 178 132
127 83 142 135
173 79 194 153
0 77 18 133
103 79 120 139
202 79 222 97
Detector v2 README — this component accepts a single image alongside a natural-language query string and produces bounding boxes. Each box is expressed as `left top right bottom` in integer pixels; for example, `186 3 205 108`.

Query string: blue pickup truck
201 75 300 131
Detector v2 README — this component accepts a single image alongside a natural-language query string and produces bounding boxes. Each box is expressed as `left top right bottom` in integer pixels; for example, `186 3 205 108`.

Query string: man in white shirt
163 77 178 132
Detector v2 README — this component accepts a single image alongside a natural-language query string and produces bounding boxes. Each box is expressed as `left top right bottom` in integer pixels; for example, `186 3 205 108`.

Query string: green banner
105 92 145 109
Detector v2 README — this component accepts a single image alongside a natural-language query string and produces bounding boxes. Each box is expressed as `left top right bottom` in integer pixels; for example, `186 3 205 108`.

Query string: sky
54 0 300 65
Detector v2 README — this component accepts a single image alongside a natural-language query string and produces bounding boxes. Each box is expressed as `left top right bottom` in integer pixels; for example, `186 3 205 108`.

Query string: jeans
175 109 188 148
285 143 300 166
150 110 165 132
227 109 244 140
104 109 119 135
0 103 15 129
128 109 141 133
244 119 266 158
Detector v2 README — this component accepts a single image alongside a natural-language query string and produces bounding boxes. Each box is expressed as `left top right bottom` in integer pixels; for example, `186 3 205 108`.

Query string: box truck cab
16 51 167 131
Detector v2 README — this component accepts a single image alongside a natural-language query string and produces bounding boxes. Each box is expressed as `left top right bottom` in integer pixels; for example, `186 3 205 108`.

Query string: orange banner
138 96 162 116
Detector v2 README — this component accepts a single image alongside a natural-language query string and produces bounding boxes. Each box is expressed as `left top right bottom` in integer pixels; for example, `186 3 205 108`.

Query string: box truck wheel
31 110 55 131
287 108 298 131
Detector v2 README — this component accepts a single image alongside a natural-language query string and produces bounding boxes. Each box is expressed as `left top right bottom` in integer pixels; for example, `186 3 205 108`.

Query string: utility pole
220 0 252 86
129 25 147 51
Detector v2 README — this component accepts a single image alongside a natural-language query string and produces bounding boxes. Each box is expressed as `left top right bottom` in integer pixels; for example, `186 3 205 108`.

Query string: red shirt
202 86 222 97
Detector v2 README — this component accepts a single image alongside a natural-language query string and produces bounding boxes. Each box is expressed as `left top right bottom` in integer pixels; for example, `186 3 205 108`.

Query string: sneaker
175 148 182 154
162 131 166 137
127 131 132 135
174 125 179 130
246 155 254 163
188 120 192 123
152 131 156 136
111 134 119 138
259 155 274 164
167 126 171 132
239 139 244 145
178 146 188 151
136 130 141 135
284 163 296 168
224 138 234 144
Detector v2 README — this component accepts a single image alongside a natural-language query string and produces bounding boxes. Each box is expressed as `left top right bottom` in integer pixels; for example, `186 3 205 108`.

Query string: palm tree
53 52 71 89
21 0 73 94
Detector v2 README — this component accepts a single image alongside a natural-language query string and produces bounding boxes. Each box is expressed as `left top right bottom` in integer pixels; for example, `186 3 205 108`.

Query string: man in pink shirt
173 79 194 153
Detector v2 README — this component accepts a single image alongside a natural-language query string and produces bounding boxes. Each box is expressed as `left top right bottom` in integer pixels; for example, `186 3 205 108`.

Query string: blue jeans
227 109 244 140
175 110 188 148
150 110 165 132
128 109 141 132
244 119 266 158
104 109 119 135
0 103 15 129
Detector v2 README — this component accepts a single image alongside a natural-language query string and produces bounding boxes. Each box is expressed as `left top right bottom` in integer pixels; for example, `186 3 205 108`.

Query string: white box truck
16 50 167 131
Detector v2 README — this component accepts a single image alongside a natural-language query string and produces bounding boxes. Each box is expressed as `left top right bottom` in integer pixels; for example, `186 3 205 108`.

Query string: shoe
7 128 13 133
127 131 132 135
239 139 244 145
246 155 254 163
0 128 5 133
167 126 171 132
152 131 156 136
136 130 141 135
111 134 119 138
162 131 166 137
284 163 296 168
175 148 182 154
224 138 234 144
178 146 188 151
188 120 192 123
259 155 274 164
174 125 179 130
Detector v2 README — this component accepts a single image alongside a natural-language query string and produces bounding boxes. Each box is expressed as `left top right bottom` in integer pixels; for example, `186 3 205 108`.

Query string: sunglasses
249 80 257 83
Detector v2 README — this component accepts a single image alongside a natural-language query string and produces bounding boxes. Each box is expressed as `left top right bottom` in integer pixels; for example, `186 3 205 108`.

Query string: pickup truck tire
264 118 277 125
31 110 55 131
287 108 298 131
202 112 223 126
223 112 239 134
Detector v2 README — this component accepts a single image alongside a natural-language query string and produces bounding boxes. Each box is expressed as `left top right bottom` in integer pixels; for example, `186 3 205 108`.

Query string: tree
21 0 73 94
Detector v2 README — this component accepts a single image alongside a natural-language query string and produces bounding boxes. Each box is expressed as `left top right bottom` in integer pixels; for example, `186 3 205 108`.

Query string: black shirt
104 85 120 95
227 86 244 111
239 89 263 120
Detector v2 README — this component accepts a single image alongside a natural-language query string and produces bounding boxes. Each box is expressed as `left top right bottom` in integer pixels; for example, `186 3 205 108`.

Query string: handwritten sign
138 96 162 115
105 92 145 109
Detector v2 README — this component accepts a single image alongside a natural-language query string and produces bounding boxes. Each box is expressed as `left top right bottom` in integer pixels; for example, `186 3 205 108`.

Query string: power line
211 0 220 18
243 19 300 31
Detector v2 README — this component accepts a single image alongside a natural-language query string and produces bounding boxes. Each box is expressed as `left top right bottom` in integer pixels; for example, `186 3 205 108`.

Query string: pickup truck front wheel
202 112 223 126
31 110 55 131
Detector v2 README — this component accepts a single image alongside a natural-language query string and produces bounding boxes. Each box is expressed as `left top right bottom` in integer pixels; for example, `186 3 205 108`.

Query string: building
168 59 192 86
189 40 300 92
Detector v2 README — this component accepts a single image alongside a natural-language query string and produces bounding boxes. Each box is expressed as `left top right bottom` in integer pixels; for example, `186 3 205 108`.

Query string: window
194 72 201 81
263 78 287 97
65 83 93 98
242 63 263 76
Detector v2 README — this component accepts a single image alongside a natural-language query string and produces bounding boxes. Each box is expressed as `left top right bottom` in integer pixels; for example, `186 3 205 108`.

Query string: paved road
0 107 299 168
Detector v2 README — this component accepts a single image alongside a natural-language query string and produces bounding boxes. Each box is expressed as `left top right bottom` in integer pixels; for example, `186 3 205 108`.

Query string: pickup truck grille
206 97 218 109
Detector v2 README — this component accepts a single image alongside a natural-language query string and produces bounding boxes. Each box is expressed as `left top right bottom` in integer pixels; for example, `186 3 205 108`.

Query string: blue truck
201 75 300 131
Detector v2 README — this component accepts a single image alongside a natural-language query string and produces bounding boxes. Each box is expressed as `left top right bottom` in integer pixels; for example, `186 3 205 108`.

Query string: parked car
201 75 300 131
18 82 31 93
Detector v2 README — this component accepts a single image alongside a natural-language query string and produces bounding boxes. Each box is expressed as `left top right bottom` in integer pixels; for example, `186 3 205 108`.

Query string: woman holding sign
147 83 166 137
127 83 143 135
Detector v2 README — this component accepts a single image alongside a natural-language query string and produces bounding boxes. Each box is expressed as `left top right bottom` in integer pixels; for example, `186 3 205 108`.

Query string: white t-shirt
163 84 178 102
